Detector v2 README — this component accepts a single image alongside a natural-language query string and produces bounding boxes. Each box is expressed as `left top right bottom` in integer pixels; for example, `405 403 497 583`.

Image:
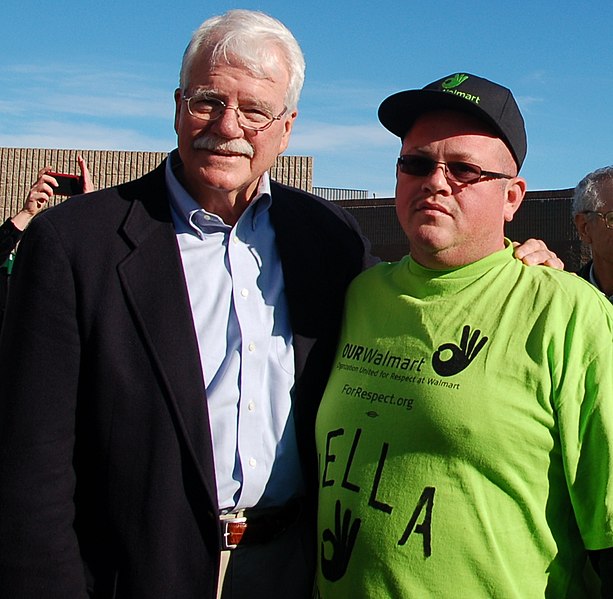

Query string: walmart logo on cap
440 73 480 104
441 73 469 90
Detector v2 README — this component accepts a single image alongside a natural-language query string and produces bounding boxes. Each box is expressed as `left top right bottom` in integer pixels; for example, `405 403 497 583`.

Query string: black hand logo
432 325 488 376
320 500 361 582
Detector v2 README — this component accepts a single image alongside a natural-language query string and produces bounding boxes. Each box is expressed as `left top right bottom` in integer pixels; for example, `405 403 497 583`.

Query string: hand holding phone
48 172 84 196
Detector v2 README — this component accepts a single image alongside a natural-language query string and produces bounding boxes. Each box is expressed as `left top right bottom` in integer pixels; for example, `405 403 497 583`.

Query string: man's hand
77 155 94 193
512 239 564 270
11 159 95 233
11 167 55 231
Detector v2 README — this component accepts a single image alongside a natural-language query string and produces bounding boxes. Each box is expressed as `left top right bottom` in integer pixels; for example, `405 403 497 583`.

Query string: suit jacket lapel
116 166 218 508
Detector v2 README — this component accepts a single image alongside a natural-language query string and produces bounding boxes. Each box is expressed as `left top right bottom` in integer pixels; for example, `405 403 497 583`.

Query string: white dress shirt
165 152 304 511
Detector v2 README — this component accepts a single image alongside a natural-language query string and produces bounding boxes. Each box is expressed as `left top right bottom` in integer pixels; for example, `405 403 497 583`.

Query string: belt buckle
221 516 247 550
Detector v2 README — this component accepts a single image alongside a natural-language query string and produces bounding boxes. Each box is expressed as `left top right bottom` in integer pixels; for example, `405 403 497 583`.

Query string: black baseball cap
378 72 527 170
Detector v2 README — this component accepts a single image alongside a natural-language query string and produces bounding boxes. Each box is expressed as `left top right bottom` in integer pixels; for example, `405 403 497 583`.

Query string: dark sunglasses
397 154 514 184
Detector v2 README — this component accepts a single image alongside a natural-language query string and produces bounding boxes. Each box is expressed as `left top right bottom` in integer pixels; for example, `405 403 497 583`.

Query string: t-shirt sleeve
557 295 613 550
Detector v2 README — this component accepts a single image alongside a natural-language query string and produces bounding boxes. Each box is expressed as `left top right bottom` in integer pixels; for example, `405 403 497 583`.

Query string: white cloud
0 61 177 151
38 91 173 120
301 79 388 111
0 120 174 152
0 100 23 115
288 120 397 154
0 62 174 121
517 95 544 108
521 70 548 84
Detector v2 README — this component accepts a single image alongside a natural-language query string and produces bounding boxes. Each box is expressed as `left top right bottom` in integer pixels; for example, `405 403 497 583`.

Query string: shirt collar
165 149 272 238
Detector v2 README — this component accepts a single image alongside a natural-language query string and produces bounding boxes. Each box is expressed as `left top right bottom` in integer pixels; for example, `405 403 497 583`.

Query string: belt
219 500 302 550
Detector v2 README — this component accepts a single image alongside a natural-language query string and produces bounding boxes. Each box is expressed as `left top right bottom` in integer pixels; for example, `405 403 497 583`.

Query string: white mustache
192 135 254 158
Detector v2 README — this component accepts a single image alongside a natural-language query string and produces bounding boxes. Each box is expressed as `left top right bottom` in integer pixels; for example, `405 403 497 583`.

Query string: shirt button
241 288 249 298
232 236 239 244
203 214 211 221
248 401 256 412
248 342 256 352
249 457 257 468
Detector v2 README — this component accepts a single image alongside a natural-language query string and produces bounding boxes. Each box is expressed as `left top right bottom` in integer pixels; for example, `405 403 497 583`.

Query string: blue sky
1 0 612 197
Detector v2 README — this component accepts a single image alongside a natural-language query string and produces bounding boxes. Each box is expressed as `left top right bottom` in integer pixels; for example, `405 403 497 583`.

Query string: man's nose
210 106 244 137
422 162 452 194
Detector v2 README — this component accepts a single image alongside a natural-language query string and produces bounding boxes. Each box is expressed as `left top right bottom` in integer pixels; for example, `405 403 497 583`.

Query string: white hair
572 165 613 215
179 10 305 112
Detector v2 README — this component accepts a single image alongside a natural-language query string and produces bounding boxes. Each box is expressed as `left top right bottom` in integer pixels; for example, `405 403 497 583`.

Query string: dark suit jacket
0 219 23 324
576 260 592 283
0 162 374 598
0 218 23 266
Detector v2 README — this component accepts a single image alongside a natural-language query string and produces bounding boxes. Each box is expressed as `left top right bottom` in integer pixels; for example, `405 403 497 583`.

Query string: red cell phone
48 172 84 196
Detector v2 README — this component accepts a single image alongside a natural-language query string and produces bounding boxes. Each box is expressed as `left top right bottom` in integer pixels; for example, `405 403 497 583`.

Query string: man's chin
407 226 453 252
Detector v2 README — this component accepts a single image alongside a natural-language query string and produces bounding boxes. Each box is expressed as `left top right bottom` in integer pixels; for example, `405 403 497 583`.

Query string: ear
173 88 183 135
277 109 298 155
503 177 527 222
574 212 592 244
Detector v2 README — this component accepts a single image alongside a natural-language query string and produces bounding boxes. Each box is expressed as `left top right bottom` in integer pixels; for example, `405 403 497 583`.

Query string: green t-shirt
315 244 613 598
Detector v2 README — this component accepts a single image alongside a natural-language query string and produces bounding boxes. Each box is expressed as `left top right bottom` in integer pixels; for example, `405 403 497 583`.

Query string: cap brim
378 89 504 142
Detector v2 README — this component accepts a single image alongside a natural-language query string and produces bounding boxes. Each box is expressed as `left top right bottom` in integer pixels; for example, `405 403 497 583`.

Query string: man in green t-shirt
315 73 613 598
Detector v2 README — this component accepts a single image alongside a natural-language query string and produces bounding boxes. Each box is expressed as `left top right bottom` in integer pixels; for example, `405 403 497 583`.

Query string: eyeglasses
397 154 514 184
183 92 287 131
582 210 613 229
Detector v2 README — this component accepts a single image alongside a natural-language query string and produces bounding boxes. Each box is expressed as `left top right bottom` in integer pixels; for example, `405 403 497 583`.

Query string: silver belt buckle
221 515 247 550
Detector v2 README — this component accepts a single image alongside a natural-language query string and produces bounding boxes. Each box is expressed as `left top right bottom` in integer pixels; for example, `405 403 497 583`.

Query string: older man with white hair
0 10 375 599
573 165 613 302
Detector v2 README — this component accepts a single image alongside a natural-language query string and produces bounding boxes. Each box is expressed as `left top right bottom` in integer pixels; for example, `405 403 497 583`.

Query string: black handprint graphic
320 499 361 582
432 324 488 376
